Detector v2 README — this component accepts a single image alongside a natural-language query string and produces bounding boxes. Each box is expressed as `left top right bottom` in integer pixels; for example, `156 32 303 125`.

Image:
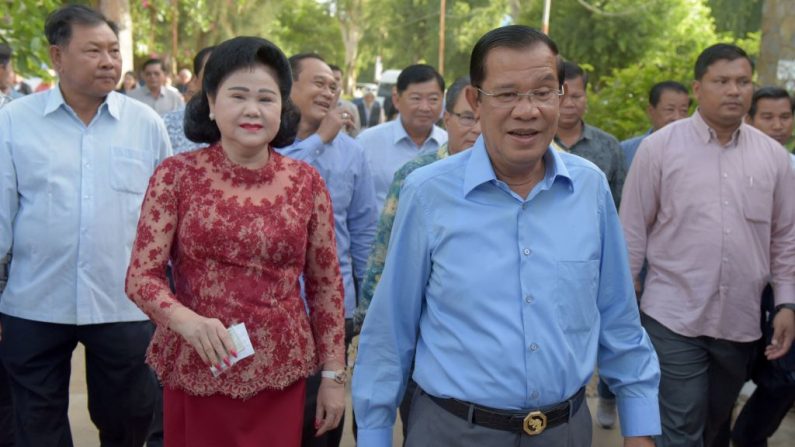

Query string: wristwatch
321 369 348 385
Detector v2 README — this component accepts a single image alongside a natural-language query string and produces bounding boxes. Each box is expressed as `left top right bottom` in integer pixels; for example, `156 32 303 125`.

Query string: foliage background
0 0 769 139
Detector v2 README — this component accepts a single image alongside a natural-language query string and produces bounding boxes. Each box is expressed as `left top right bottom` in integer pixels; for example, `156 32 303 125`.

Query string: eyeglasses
476 85 565 108
450 112 477 127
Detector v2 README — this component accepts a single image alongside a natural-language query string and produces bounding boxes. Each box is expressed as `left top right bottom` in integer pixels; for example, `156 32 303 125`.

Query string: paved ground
67 344 794 446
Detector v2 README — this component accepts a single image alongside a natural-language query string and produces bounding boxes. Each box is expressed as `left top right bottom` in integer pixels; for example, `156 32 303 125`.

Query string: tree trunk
99 0 133 80
337 1 364 96
758 0 795 89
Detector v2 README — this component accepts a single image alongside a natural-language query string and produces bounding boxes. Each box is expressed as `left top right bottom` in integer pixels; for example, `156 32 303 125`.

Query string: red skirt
163 379 306 447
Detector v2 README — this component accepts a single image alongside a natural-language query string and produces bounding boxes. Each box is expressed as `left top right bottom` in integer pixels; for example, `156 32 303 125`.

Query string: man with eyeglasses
353 25 659 447
554 61 626 207
356 64 447 215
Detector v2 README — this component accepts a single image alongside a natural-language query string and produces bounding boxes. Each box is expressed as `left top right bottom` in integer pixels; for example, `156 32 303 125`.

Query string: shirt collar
437 143 450 159
580 122 597 141
392 116 444 146
145 88 165 99
554 120 591 150
463 136 574 196
692 109 741 146
44 85 120 121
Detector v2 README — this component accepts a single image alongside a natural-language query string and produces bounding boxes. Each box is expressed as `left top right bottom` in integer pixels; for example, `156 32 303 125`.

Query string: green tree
269 0 343 67
587 0 760 140
518 0 684 83
707 0 763 38
0 0 68 78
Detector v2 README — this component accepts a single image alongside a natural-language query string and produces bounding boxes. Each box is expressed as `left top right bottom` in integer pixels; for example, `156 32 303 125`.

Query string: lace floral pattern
126 144 345 398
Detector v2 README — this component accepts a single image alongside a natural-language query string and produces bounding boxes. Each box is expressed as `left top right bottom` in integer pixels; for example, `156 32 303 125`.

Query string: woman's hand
169 307 237 369
314 374 346 436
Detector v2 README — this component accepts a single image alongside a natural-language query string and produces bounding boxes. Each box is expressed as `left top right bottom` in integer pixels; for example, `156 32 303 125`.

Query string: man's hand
766 307 795 360
317 107 352 144
169 307 237 369
624 436 656 447
314 375 346 436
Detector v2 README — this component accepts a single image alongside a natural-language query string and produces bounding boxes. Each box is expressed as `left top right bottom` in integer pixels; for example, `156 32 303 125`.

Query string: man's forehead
482 44 558 84
401 80 442 95
757 98 792 113
68 22 118 45
703 58 752 77
300 59 333 79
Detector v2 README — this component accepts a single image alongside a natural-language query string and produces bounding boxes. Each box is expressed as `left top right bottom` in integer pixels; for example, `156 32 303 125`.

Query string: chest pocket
555 260 599 333
110 146 152 194
743 176 773 223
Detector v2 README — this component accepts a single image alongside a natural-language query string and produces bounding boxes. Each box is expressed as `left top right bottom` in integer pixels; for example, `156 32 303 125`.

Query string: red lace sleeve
303 170 346 367
125 157 186 326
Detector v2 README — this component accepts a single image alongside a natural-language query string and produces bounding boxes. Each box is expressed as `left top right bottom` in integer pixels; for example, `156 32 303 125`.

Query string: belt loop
466 403 475 426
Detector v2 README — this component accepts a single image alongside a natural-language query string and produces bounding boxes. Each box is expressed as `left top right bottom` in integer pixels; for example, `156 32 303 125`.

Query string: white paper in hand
210 323 255 377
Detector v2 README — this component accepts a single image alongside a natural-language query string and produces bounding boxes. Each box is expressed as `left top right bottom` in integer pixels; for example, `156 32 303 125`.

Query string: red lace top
125 144 345 398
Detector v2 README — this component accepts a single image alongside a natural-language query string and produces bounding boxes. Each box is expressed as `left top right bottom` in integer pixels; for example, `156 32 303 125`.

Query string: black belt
425 387 585 436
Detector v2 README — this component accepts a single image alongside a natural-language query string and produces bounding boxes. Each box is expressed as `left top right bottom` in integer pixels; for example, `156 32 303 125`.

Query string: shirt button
521 203 527 210
723 200 729 206
725 229 731 234
522 248 531 256
722 257 728 263
531 391 539 399
529 343 539 352
525 295 534 304
723 172 728 178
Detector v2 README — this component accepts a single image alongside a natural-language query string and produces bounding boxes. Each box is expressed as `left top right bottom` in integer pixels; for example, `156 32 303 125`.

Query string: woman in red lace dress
125 36 346 446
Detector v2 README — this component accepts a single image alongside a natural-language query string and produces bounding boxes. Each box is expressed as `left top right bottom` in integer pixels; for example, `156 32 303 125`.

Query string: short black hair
45 4 119 46
470 25 563 89
445 76 471 113
562 61 587 90
396 64 444 95
749 86 794 118
288 53 326 81
142 58 165 72
649 81 689 107
0 44 11 66
694 43 754 81
184 36 298 148
193 46 214 77
328 64 342 73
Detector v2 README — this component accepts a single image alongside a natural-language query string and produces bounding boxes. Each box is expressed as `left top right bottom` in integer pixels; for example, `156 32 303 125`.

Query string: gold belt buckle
522 410 547 436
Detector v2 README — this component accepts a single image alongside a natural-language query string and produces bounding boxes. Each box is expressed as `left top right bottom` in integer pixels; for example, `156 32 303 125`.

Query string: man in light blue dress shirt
352 25 660 447
0 6 171 446
356 64 447 215
277 53 377 447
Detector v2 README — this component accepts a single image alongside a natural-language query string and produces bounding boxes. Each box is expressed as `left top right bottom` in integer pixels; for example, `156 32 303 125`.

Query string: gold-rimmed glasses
476 85 565 108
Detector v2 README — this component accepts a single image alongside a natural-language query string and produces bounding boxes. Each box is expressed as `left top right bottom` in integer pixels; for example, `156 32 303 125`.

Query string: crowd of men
1 4 794 447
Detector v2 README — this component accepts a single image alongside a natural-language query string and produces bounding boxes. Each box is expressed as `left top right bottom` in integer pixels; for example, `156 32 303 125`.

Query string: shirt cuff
356 427 393 447
617 395 661 437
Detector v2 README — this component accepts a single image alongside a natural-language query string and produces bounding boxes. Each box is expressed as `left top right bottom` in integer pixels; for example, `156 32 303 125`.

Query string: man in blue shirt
352 25 660 447
356 64 447 215
620 81 690 169
277 53 377 447
0 6 171 446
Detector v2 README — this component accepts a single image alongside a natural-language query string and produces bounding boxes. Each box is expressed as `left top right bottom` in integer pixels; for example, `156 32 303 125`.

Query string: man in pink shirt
620 43 795 447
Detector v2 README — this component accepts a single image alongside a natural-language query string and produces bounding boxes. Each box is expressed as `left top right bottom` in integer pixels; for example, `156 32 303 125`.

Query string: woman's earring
209 112 215 121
